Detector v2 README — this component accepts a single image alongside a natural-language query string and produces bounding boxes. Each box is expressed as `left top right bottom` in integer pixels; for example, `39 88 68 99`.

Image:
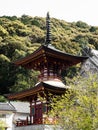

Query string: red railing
16 120 28 126
16 117 30 126
16 116 57 126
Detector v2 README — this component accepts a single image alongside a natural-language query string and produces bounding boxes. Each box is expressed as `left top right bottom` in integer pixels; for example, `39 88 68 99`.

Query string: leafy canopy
50 74 98 130
0 15 98 98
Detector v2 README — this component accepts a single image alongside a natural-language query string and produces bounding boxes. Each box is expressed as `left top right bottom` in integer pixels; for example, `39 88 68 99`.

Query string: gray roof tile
0 102 16 111
10 101 29 113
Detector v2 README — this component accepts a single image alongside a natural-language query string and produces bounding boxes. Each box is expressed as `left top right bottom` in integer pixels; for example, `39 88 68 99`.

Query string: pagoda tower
7 13 88 126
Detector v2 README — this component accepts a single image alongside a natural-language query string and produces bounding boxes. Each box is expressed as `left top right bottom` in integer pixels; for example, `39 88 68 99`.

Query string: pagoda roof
14 44 88 69
6 80 68 101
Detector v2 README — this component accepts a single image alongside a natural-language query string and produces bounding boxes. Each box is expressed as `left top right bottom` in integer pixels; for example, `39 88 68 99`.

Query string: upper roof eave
13 45 88 66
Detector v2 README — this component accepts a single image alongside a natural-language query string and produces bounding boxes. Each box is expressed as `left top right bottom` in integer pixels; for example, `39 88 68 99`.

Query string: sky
0 0 98 26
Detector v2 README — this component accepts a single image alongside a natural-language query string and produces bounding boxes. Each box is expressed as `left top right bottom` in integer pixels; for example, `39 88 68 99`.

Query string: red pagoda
7 12 88 126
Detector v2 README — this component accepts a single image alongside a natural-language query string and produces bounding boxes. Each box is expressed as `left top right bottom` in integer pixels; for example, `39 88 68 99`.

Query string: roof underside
6 81 67 101
14 45 88 69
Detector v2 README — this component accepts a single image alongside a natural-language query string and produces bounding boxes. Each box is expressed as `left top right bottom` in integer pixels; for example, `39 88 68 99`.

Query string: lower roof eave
5 81 68 101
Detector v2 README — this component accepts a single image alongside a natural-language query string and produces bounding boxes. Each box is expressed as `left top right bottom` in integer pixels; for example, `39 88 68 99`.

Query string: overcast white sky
0 0 98 26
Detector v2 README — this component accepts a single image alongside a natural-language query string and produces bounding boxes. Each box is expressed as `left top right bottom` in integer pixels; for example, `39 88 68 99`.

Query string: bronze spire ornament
45 12 51 46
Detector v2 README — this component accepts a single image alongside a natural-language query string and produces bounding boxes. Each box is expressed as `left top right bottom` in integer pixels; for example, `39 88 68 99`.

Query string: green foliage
0 25 8 37
20 14 33 25
76 21 89 28
0 95 7 102
0 55 15 94
0 15 98 98
0 120 8 130
30 25 45 43
89 26 97 32
32 19 40 27
50 74 98 130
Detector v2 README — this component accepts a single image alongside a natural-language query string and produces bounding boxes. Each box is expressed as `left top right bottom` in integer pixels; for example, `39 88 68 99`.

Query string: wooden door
33 103 43 124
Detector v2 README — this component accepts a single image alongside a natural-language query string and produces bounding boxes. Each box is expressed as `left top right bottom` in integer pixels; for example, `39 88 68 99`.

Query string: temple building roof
6 80 68 101
14 44 88 70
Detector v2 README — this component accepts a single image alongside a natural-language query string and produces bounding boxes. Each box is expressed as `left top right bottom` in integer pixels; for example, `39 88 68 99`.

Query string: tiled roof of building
10 101 29 114
0 102 16 111
83 48 98 70
90 49 98 68
81 48 98 76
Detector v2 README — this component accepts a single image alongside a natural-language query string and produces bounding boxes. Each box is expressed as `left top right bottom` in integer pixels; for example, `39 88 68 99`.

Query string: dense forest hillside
0 15 98 100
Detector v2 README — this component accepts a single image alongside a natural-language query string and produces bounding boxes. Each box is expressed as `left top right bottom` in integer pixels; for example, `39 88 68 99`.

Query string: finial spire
45 12 51 46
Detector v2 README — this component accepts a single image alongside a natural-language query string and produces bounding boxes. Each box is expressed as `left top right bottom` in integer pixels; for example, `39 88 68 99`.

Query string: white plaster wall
0 113 14 130
6 113 14 130
13 113 29 121
0 112 29 130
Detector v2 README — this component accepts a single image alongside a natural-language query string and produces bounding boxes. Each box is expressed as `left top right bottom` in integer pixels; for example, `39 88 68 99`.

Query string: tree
0 25 8 37
76 21 89 28
50 74 98 130
0 120 8 130
1 15 98 100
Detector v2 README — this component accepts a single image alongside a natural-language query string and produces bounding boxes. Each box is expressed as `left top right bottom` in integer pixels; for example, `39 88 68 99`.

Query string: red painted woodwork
33 104 43 124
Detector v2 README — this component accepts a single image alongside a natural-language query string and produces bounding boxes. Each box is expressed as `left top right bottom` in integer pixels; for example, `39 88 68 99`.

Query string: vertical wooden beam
41 101 43 124
29 99 32 124
33 96 37 124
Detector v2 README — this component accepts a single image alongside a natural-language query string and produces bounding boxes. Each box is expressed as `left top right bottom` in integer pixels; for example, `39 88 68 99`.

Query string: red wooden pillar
41 101 43 124
29 99 32 124
33 98 37 124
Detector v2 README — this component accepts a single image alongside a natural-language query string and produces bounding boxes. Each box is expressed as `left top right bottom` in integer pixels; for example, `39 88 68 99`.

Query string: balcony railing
15 116 57 127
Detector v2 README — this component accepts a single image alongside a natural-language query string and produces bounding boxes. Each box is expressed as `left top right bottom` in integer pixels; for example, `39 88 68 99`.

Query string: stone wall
14 124 62 130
